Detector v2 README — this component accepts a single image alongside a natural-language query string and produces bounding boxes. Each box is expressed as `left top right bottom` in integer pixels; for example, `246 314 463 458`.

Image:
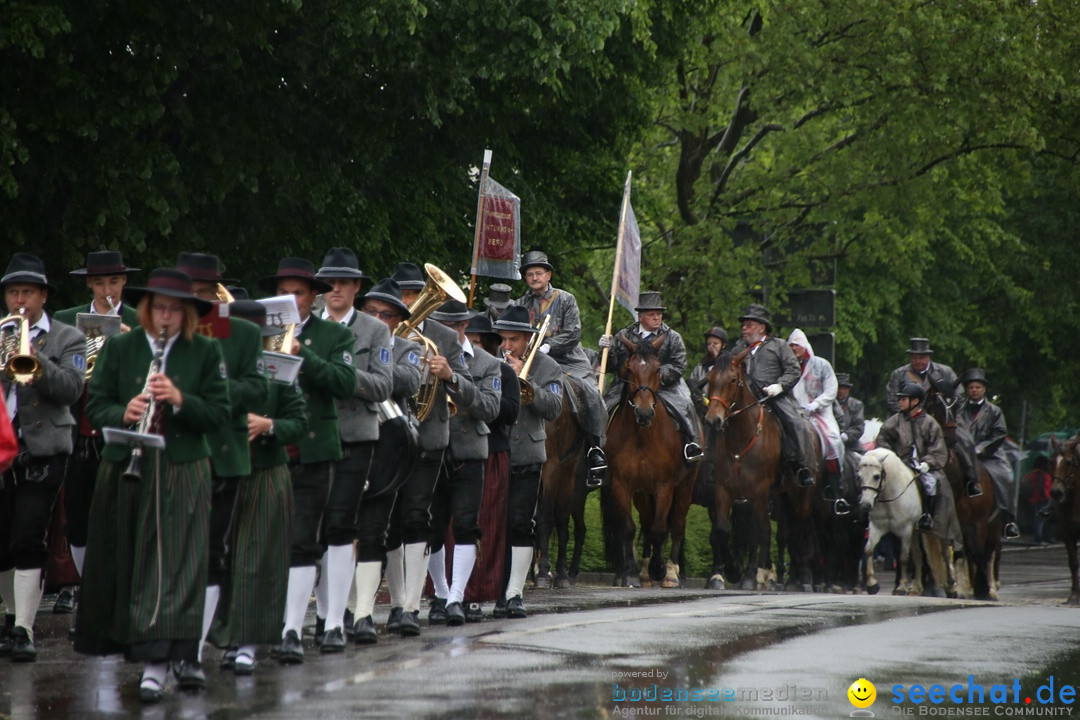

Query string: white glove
539 343 551 355
915 461 930 475
805 401 818 413
598 334 613 349
840 432 849 443
764 383 783 398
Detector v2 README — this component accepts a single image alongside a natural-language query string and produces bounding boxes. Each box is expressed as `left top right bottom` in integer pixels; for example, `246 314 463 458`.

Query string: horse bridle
859 459 916 506
708 371 764 423
626 380 658 412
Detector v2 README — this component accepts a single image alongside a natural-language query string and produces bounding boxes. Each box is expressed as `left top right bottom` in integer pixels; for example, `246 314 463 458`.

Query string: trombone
0 308 43 385
515 314 551 406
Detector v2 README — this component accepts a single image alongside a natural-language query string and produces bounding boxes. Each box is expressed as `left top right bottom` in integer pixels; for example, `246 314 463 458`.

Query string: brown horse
1049 433 1080 604
534 388 594 589
702 348 782 590
601 334 696 587
925 388 999 599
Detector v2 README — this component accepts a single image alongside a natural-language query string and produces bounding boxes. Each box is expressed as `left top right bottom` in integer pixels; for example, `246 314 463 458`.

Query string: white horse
858 448 953 596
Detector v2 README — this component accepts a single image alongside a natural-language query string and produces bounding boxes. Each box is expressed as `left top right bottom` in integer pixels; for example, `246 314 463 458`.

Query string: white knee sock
70 545 86 578
198 584 220 663
506 546 534 601
402 543 429 614
427 547 449 599
0 569 14 615
324 544 354 632
352 562 383 619
386 546 405 608
13 569 43 640
314 550 329 621
448 544 476 605
283 566 317 637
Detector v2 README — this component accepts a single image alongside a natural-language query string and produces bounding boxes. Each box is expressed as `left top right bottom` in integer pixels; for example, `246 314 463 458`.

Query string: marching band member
599 291 704 463
426 300 501 627
0 254 84 662
513 250 607 485
173 252 268 688
309 248 392 652
461 313 519 622
351 278 422 643
53 250 140 619
258 258 357 664
494 305 562 619
74 268 230 703
212 300 307 675
383 263 473 637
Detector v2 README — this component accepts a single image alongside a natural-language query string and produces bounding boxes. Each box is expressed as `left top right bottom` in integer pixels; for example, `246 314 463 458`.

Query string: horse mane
730 346 752 367
714 348 738 368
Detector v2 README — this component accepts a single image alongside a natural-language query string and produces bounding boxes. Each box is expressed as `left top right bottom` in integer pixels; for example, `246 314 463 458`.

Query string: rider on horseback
598 291 704 464
957 369 1020 539
876 383 948 532
729 304 817 487
788 329 848 515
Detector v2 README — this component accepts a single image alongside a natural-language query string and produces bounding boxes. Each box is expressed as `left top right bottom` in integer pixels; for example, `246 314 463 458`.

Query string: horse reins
708 374 765 487
859 461 917 506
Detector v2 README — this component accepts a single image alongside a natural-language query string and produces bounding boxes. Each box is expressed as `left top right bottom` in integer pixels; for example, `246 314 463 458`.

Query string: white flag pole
468 149 493 308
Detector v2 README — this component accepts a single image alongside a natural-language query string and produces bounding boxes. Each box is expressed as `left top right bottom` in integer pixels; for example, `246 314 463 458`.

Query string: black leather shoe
276 630 304 664
796 467 815 487
353 615 377 645
683 442 704 464
386 607 404 634
220 647 238 670
492 598 507 619
586 447 607 488
313 616 326 647
506 595 527 619
9 627 36 663
1038 507 1051 519
233 650 255 676
319 627 346 653
53 588 76 614
1003 522 1020 539
464 603 483 623
172 660 206 690
966 480 983 497
139 677 164 704
398 610 420 637
428 597 447 624
917 513 934 532
343 608 355 638
445 602 466 627
833 498 852 516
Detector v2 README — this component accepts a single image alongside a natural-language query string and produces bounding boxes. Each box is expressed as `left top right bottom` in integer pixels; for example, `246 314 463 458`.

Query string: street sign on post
807 332 835 365
788 289 836 327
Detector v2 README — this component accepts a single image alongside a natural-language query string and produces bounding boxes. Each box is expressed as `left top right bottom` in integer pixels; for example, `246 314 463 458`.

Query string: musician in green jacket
258 258 358 664
74 268 231 704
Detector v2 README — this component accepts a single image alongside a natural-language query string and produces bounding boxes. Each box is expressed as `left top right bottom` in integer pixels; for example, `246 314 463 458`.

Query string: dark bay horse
535 388 593 589
601 334 696 587
1049 433 1080 604
702 348 782 590
925 388 998 599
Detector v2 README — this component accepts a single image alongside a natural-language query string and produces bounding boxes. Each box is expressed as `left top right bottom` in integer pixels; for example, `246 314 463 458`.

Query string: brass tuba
516 314 551 406
394 263 466 422
0 308 43 385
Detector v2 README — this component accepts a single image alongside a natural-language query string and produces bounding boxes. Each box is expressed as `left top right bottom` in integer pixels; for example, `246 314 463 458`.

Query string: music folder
102 427 166 449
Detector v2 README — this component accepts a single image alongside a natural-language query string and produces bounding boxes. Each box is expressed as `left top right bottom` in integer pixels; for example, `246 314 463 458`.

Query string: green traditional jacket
250 382 307 469
293 314 357 463
207 317 269 477
87 329 231 463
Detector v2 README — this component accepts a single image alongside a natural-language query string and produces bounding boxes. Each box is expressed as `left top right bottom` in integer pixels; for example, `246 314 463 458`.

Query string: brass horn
0 308 43 385
517 314 552 406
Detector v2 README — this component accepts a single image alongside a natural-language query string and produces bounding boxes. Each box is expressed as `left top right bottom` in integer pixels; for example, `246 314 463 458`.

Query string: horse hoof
739 578 755 591
930 587 947 599
812 583 825 594
946 590 958 599
554 576 571 590
706 575 726 590
867 583 879 595
534 574 553 590
803 584 814 594
661 578 680 589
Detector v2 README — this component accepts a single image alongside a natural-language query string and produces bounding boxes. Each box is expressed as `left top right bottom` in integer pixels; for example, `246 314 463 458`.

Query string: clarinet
122 328 168 482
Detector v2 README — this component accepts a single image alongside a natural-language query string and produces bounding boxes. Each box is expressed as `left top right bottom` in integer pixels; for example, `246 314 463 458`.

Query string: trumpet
393 263 465 422
84 295 120 381
516 314 551 406
122 328 168 482
0 308 43 385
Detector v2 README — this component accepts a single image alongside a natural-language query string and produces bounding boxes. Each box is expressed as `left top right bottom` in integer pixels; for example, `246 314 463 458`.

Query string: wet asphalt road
1 542 1077 720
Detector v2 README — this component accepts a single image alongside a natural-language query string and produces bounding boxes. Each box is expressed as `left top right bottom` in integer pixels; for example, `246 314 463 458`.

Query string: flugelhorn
122 328 168 482
393 263 466 422
517 314 551 406
84 295 120 381
0 308 43 385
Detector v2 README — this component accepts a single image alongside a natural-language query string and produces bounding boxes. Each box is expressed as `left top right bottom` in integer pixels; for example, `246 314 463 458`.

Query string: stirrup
966 481 983 498
833 498 851 516
917 513 934 532
796 467 815 487
683 442 704 464
1003 522 1020 539
586 447 606 488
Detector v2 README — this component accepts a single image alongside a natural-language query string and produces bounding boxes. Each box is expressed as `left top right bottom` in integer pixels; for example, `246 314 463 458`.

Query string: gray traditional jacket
833 395 866 451
509 352 563 467
447 342 501 462
885 361 958 415
415 319 473 453
331 308 394 443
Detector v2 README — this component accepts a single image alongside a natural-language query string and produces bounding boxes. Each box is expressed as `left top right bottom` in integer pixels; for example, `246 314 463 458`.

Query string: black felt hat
257 258 333 294
737 304 772 333
122 268 215 316
492 305 538 334
316 247 367 280
429 299 474 323
175 252 237 283
1 253 55 291
358 278 411 319
70 250 140 276
389 262 426 291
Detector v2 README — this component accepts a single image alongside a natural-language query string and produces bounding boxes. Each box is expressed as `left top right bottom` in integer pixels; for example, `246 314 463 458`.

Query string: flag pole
598 170 632 394
468 149 493 308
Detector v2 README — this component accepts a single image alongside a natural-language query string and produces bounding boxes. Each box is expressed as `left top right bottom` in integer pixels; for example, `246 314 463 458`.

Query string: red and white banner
472 177 521 280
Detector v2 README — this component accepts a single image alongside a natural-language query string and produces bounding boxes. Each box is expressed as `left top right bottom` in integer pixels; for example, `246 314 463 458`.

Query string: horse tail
600 484 623 570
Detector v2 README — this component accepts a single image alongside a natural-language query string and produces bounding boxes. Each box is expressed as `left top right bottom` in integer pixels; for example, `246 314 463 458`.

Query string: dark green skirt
74 453 211 661
211 464 293 645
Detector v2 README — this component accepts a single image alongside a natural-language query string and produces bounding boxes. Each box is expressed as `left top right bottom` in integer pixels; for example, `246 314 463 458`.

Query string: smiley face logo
848 678 876 709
